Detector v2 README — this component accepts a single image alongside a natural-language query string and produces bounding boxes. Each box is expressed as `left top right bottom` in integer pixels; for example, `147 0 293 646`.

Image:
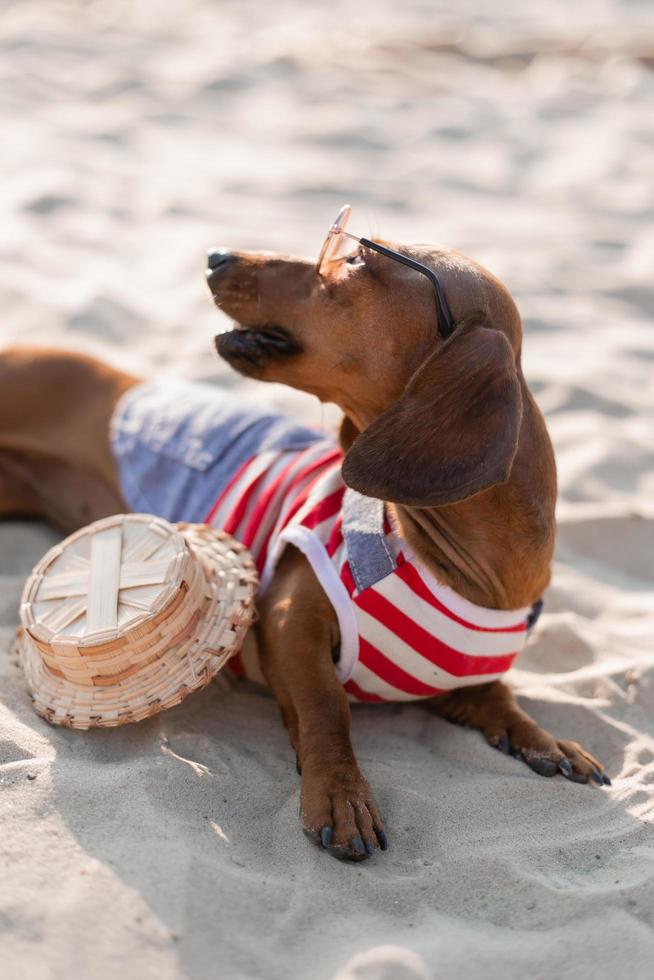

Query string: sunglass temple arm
359 238 455 339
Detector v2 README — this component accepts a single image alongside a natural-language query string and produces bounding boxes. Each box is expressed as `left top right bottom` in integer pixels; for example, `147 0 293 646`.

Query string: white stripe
373 573 527 657
348 658 509 701
247 443 336 558
272 453 340 534
259 502 341 589
348 660 425 701
226 454 294 552
304 510 341 550
354 606 519 690
243 454 309 557
210 451 277 528
334 541 351 589
286 464 343 530
209 449 280 529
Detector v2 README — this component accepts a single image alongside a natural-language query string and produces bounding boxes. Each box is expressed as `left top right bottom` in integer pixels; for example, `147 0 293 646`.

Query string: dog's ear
341 316 523 506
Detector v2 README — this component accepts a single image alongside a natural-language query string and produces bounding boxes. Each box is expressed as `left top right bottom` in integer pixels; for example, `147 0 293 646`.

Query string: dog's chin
214 323 301 375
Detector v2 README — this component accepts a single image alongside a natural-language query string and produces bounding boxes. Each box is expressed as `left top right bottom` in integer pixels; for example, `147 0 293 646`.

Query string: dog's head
206 229 526 508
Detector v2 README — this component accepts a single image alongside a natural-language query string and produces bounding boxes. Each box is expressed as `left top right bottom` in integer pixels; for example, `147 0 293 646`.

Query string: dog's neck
339 414 556 612
392 445 556 610
389 501 507 604
389 499 537 610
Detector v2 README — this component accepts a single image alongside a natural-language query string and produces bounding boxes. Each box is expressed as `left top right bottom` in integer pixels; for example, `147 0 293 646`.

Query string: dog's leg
0 347 138 531
431 680 611 785
257 545 387 861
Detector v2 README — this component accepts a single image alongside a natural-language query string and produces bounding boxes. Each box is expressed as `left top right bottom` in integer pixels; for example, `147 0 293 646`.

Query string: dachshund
0 212 610 861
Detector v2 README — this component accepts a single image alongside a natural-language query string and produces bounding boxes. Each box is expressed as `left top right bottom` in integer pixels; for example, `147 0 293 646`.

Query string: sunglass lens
317 204 356 270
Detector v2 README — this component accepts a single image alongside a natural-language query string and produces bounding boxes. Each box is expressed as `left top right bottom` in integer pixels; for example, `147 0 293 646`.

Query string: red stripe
300 487 344 530
250 448 341 569
283 447 342 492
356 587 519 677
204 455 254 525
221 465 271 537
358 637 445 698
272 448 342 528
344 678 386 702
240 452 307 550
276 457 342 530
326 515 343 557
340 561 356 596
397 562 527 634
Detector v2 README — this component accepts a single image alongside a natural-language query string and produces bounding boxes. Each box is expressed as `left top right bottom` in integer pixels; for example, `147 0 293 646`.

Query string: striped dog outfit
111 380 539 703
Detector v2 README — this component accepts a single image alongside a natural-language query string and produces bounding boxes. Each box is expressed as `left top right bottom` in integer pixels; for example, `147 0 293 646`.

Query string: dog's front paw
486 718 611 786
300 765 387 861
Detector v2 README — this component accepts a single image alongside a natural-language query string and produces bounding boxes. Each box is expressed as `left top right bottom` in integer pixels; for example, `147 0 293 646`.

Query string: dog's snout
207 248 235 272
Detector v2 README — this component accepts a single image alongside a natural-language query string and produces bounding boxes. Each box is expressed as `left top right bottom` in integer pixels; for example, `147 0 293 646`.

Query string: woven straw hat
14 513 258 729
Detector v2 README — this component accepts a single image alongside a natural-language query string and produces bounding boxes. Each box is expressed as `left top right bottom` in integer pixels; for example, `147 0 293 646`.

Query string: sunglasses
316 204 455 339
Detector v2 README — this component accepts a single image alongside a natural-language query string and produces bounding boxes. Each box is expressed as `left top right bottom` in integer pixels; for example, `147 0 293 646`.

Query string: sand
1 1 654 978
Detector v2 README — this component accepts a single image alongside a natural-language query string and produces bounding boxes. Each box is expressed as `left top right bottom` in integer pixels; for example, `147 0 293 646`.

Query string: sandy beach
1 1 654 978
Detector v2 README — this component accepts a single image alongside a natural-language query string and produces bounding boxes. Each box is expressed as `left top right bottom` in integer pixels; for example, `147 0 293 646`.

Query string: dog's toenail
591 770 603 785
351 836 365 855
528 757 558 777
603 774 612 786
366 841 376 854
498 736 509 753
376 829 388 850
558 759 573 776
320 826 332 847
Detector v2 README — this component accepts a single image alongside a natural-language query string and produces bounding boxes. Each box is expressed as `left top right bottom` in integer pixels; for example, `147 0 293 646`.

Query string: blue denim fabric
341 488 396 591
110 380 326 524
110 379 541 626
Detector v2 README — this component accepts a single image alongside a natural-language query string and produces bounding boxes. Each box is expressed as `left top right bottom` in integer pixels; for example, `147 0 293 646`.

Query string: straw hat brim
16 523 258 729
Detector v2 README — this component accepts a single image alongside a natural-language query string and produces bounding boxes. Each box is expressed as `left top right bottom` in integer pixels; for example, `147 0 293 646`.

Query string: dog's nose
207 248 235 271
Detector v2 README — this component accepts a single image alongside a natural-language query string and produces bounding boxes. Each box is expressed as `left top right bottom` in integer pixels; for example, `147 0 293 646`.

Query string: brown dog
0 218 609 861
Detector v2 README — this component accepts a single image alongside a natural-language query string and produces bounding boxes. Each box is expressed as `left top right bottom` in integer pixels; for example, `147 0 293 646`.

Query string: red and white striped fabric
205 442 532 703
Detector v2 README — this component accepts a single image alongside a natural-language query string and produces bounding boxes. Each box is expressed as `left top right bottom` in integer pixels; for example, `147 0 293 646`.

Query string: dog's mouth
214 323 302 368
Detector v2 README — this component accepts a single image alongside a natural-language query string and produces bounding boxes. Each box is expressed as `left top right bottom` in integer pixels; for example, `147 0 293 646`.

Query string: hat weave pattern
15 514 258 729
